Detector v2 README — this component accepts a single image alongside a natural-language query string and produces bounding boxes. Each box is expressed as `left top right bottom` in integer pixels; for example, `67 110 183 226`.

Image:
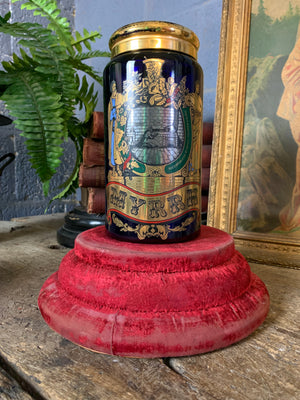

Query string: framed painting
208 0 300 268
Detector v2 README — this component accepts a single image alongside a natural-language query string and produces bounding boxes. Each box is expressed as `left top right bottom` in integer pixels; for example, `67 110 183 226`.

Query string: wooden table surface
0 214 299 400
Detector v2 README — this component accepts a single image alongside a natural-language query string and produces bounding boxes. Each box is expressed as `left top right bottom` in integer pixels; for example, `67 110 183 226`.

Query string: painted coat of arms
106 58 202 239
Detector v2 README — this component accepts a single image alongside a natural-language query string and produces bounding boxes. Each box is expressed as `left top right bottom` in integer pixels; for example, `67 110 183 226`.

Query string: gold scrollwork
108 58 202 178
111 213 196 240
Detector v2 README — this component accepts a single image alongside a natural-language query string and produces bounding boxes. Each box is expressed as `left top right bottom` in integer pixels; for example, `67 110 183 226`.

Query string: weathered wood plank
0 366 33 400
0 214 209 400
169 264 300 400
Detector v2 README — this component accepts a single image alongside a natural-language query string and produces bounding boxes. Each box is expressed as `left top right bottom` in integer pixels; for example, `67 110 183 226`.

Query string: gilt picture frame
208 0 300 268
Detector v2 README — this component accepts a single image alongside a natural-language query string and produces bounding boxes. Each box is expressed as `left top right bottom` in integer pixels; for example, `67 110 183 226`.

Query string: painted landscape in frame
208 0 300 267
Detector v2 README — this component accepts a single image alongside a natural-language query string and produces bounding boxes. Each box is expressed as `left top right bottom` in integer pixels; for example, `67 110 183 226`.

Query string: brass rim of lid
109 21 200 59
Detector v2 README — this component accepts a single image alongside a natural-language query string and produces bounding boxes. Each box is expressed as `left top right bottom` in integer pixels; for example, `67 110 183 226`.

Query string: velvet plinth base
38 226 269 358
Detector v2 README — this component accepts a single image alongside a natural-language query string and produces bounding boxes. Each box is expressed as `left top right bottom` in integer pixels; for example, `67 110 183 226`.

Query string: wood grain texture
0 367 33 400
0 214 210 400
1 215 298 399
169 263 300 400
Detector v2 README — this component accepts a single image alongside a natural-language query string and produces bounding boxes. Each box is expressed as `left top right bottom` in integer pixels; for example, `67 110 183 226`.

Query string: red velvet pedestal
38 226 269 358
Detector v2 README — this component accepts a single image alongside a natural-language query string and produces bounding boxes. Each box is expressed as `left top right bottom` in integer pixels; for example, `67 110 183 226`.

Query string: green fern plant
0 0 109 199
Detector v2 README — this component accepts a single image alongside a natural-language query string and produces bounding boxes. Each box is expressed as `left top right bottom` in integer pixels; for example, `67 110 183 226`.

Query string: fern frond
0 84 8 95
72 50 111 60
69 58 103 86
50 148 81 202
0 21 66 66
50 116 88 201
66 119 88 154
72 29 101 52
0 51 38 90
0 0 107 200
1 71 66 195
76 75 98 123
0 21 77 128
0 21 71 76
0 12 11 23
12 0 73 50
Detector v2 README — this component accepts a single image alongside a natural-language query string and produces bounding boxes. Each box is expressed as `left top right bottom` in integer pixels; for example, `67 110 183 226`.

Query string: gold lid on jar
109 21 200 60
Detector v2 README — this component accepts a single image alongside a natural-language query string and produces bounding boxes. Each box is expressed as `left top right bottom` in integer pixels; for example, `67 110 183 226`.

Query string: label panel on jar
106 58 202 240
